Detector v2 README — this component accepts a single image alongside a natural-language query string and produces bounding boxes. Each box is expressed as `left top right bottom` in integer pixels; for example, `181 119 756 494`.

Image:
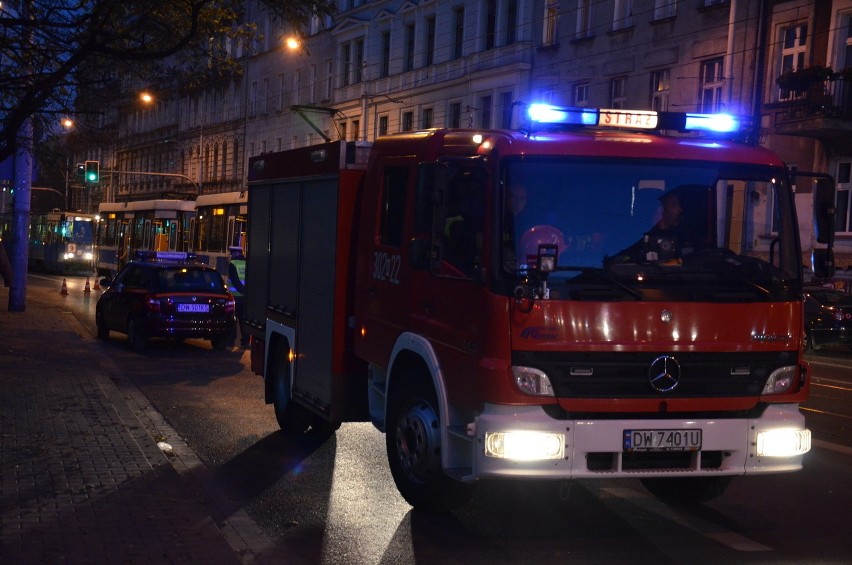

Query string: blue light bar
683 113 741 133
527 104 597 126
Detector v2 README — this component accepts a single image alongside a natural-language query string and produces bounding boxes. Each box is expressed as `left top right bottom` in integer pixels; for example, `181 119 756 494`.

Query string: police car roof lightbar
525 103 743 134
134 250 198 262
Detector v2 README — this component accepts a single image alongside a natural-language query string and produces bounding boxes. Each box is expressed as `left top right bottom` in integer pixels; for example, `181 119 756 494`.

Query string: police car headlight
512 366 555 397
484 431 565 460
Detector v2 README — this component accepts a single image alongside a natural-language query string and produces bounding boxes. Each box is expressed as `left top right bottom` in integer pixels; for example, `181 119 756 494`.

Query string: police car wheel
127 318 147 352
385 369 474 513
95 310 109 341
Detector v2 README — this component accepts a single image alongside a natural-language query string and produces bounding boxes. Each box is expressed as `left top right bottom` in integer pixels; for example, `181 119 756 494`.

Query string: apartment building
84 0 850 266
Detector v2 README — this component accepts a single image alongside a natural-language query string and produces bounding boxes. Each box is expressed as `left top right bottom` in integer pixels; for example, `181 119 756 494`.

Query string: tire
385 369 474 513
210 334 230 351
126 318 147 352
640 476 732 505
270 340 335 442
95 310 109 341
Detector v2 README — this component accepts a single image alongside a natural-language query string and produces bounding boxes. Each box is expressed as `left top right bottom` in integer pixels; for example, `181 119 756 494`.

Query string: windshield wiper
556 266 644 300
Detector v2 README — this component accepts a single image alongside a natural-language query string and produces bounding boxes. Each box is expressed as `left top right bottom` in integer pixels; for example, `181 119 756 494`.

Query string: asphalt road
30 273 852 564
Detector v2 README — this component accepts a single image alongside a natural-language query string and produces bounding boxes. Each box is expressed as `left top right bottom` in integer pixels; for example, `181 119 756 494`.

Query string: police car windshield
157 267 227 293
501 157 799 299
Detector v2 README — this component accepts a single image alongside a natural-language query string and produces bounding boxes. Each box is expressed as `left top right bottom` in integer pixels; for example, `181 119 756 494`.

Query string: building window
354 39 364 83
453 7 465 59
404 24 416 72
650 68 670 111
352 120 360 141
325 60 333 100
653 0 676 21
486 0 497 50
379 115 389 136
425 17 436 66
778 24 808 100
279 74 286 111
576 0 592 40
500 91 513 128
381 32 391 77
341 43 351 87
421 107 433 129
339 121 347 141
249 81 257 117
613 0 633 31
402 111 413 131
480 95 492 128
543 1 558 47
505 0 517 45
610 77 627 108
574 83 589 106
449 102 462 128
700 57 724 112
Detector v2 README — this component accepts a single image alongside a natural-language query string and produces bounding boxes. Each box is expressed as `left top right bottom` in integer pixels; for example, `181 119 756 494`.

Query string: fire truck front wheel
386 370 474 513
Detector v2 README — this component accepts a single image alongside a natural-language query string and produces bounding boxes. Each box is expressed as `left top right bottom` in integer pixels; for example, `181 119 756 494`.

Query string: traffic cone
93 277 100 290
60 278 68 295
84 277 91 293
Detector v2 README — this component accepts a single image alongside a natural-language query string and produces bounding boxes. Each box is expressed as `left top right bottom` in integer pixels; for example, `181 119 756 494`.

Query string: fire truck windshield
501 157 800 302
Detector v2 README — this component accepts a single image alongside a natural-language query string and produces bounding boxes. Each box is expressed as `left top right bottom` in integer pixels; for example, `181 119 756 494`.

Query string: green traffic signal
84 160 99 183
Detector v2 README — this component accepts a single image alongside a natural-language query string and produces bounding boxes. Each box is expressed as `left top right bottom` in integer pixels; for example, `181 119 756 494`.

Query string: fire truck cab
247 105 834 512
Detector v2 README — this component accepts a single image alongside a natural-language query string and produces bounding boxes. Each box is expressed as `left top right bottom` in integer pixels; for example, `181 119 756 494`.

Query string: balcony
768 75 852 142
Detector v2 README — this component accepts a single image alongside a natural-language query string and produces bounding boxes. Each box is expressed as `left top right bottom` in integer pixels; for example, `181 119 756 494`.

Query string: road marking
812 439 852 456
599 487 772 552
801 406 852 421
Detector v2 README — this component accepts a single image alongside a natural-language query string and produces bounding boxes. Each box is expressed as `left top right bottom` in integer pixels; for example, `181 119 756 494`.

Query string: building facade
72 0 851 268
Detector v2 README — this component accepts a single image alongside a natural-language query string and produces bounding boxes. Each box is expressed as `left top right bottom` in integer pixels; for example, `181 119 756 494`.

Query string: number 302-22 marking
372 252 401 284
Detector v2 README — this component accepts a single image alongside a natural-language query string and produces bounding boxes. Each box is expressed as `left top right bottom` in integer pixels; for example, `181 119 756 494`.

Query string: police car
96 251 236 351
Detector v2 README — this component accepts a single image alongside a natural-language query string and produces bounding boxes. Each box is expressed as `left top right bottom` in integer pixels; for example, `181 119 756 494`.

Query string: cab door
355 157 413 365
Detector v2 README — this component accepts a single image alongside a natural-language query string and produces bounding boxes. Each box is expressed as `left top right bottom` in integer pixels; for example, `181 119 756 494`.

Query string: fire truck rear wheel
640 476 732 504
271 342 334 441
386 371 474 513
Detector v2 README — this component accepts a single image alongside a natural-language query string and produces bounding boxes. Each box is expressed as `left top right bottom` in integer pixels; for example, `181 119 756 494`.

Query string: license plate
623 429 702 452
177 303 209 313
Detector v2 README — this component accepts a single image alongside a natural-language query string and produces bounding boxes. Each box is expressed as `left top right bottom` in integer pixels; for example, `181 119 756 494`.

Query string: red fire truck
245 105 835 512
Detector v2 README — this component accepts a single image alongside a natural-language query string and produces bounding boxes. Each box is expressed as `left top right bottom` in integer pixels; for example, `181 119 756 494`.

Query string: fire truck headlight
755 428 811 456
761 365 796 395
484 431 565 460
512 366 555 397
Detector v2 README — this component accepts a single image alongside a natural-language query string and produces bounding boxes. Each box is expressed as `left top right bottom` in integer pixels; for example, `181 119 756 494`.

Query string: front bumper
469 402 809 480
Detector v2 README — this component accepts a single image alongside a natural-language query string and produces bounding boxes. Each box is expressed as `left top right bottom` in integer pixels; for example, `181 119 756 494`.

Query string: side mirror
814 177 836 245
812 248 835 280
99 277 112 288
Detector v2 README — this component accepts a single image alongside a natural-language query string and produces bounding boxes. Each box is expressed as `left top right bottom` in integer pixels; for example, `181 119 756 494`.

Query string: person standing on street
227 246 249 347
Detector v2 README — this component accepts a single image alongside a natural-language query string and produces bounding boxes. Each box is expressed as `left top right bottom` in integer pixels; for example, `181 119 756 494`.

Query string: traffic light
84 160 99 183
75 163 85 179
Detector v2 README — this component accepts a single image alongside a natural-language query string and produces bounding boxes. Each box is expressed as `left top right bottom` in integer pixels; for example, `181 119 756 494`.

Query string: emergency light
525 103 743 134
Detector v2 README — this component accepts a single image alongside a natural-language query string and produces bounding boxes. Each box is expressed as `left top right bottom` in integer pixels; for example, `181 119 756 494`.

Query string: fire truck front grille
586 450 725 471
512 351 798 399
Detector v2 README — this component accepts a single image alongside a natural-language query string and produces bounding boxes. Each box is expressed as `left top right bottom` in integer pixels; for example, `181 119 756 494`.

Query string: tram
96 199 195 278
191 191 247 276
29 210 95 273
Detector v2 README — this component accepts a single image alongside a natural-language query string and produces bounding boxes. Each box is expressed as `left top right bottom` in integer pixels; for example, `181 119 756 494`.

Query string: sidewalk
0 284 264 563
